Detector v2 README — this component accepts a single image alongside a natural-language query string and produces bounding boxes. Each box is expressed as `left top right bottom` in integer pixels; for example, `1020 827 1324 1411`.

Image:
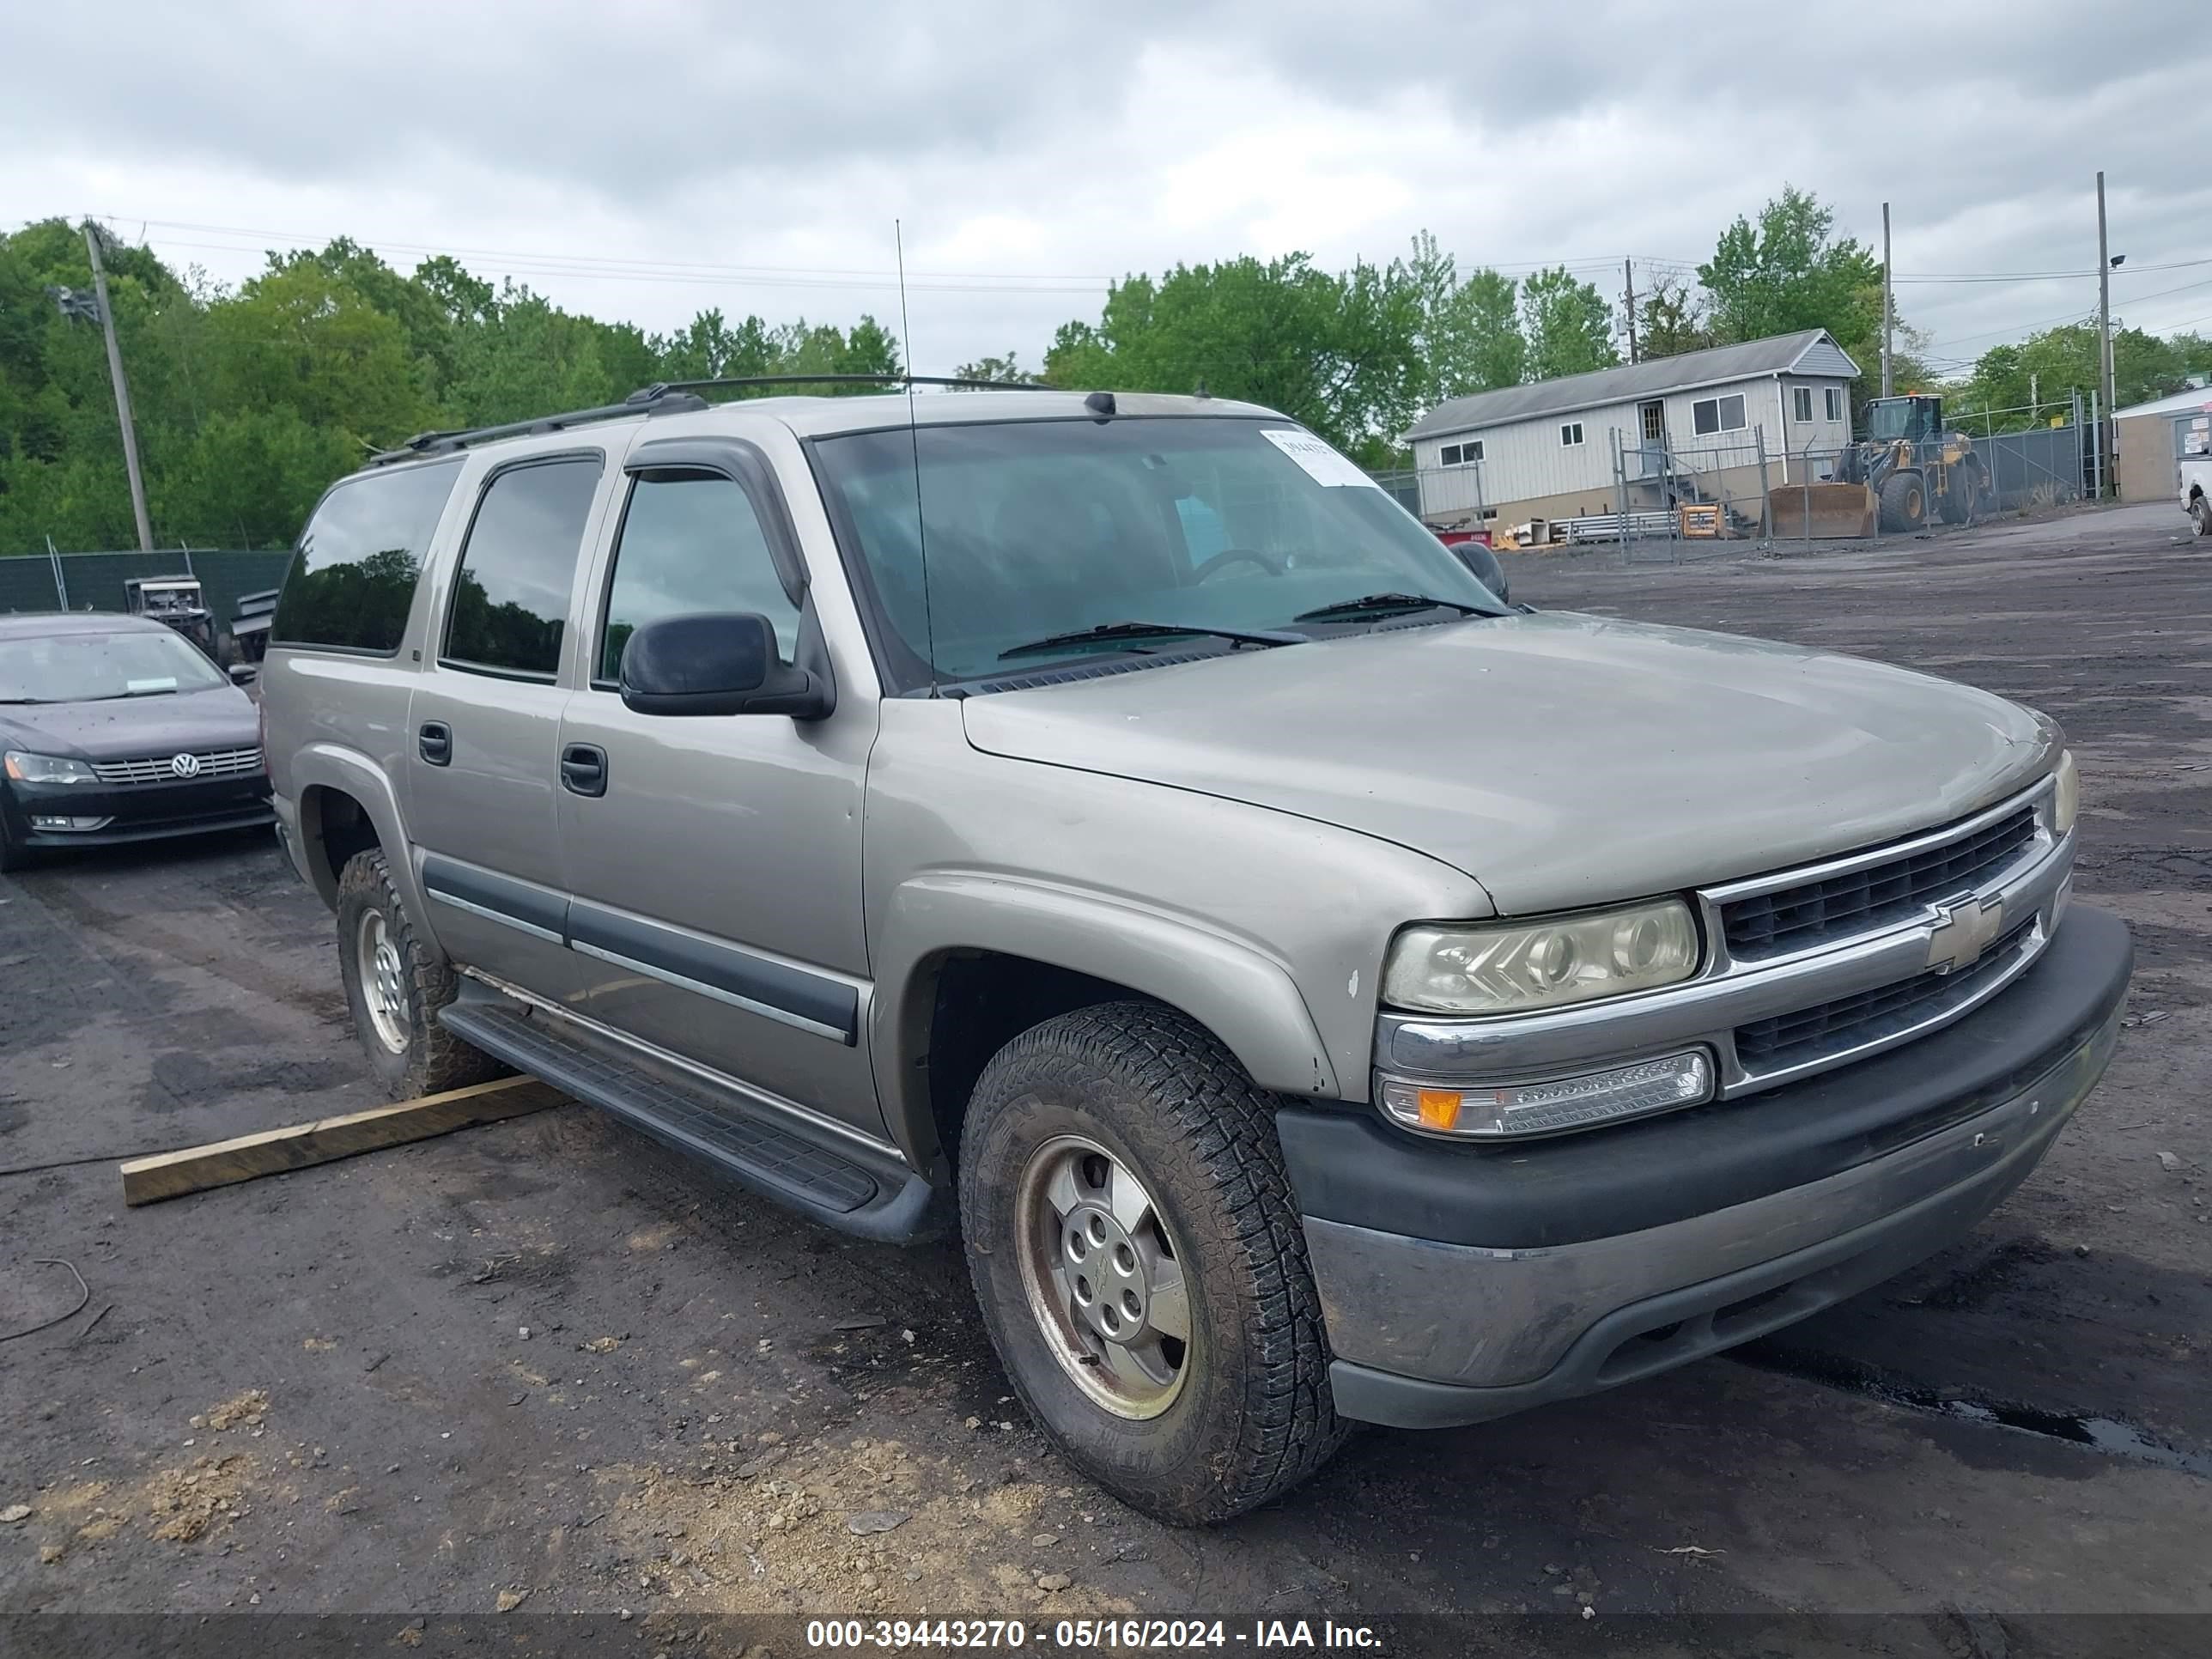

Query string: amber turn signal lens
1414 1088 1462 1132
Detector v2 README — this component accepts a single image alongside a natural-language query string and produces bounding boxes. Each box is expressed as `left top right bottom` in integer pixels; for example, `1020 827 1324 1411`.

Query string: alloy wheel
1014 1133 1192 1419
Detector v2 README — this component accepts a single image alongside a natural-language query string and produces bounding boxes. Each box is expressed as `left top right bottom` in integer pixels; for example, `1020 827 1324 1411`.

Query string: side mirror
228 663 259 686
1453 539 1510 605
618 613 831 720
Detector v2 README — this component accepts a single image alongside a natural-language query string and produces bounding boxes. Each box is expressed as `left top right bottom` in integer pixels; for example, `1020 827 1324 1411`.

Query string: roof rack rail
629 373 1056 399
364 384 709 468
363 374 1055 468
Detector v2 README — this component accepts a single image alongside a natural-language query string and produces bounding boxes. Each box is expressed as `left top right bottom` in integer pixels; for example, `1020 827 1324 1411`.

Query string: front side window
272 459 462 653
811 416 1504 686
0 629 228 703
598 472 802 684
1793 386 1814 422
1692 394 1748 435
442 457 603 678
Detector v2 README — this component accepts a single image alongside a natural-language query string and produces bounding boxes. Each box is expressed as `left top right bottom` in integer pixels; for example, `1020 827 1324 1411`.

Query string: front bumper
1279 905 2131 1429
3 775 274 851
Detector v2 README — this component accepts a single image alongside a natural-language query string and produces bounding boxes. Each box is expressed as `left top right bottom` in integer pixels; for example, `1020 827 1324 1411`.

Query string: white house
1407 328 1863 531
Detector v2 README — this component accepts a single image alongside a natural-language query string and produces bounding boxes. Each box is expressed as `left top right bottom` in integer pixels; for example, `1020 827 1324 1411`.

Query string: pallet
118 1076 565 1206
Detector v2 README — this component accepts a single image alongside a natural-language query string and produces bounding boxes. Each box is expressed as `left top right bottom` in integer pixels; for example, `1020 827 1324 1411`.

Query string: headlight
4 750 98 786
2051 749 2078 837
1382 897 1701 1016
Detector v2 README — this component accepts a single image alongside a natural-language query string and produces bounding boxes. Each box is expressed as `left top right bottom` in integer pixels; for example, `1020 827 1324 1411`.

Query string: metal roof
2113 384 2212 420
1407 329 1861 439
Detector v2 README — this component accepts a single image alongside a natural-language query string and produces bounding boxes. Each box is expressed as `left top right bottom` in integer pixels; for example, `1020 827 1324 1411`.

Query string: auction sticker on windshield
1261 427 1378 489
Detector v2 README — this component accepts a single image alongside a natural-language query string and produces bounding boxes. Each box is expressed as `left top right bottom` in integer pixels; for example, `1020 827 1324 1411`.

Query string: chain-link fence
0 549 294 629
1382 399 2091 568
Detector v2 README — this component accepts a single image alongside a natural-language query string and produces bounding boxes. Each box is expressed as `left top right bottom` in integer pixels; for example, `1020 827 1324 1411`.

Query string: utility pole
2095 171 2118 497
1623 258 1638 364
82 221 154 552
1881 202 1893 398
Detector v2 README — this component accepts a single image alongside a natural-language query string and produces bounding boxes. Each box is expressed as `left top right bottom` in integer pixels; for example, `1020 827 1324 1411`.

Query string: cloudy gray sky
6 0 2208 382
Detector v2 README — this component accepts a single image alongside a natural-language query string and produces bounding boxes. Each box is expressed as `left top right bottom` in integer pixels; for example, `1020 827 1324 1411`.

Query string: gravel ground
1 501 2207 1655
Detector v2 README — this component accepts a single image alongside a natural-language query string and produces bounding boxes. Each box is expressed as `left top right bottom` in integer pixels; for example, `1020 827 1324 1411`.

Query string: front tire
958 1002 1346 1525
2192 497 2211 538
335 848 506 1100
1880 471 1927 532
0 817 33 875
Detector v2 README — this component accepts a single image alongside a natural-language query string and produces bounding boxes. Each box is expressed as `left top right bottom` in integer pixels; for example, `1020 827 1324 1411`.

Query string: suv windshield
811 416 1504 684
0 629 228 703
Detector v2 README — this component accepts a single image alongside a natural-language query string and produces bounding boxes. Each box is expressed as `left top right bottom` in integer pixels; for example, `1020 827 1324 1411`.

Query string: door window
274 459 462 653
598 471 802 684
442 457 604 678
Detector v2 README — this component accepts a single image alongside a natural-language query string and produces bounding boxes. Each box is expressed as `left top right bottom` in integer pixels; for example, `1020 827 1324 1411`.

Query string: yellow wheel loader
1769 395 1989 539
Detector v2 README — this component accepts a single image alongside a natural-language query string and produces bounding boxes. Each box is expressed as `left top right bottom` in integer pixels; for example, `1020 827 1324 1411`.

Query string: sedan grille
1722 806 2037 960
1734 920 2035 1071
88 746 264 786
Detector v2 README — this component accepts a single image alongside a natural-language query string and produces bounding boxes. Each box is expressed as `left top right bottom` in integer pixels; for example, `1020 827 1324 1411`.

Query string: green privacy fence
0 550 295 631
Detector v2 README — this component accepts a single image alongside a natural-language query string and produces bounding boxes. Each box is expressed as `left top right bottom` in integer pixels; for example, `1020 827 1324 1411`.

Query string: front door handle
418 721 452 766
561 743 608 798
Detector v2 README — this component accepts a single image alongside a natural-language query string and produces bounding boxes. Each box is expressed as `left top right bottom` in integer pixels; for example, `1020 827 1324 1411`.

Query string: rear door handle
561 743 608 798
418 721 452 766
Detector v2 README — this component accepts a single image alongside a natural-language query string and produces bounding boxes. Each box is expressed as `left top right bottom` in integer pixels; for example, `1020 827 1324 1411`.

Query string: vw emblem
169 751 202 779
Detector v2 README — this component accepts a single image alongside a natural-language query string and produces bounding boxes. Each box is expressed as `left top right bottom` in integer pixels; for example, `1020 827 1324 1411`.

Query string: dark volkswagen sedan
0 613 272 872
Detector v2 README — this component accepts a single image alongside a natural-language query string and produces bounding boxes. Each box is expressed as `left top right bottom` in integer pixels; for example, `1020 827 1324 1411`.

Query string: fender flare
289 744 436 947
870 872 1342 1163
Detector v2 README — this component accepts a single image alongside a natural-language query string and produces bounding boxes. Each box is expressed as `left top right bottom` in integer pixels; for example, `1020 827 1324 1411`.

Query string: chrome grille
1735 920 2035 1071
88 746 264 786
1722 806 2038 960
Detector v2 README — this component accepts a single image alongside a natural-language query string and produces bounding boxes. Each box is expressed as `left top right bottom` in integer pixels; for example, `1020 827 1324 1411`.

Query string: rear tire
2192 497 2211 538
957 1002 1346 1525
335 848 507 1100
1879 471 1927 532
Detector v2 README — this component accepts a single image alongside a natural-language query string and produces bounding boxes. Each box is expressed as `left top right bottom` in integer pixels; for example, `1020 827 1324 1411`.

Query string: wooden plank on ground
119 1076 566 1207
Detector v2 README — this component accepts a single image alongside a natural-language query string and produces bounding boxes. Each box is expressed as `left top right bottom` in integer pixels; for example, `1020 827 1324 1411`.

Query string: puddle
1734 1350 2212 1478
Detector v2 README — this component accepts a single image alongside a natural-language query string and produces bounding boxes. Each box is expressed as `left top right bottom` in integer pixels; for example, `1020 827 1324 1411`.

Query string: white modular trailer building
1407 329 1862 528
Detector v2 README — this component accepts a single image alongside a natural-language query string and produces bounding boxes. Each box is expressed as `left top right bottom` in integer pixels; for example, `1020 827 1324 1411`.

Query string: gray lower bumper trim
1313 1000 2118 1426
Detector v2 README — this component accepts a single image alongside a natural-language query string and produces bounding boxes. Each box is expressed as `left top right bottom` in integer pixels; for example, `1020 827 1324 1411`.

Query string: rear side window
271 460 462 653
442 457 604 678
597 472 800 683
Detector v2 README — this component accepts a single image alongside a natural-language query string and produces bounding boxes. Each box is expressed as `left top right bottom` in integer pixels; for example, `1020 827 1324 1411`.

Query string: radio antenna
894 219 938 695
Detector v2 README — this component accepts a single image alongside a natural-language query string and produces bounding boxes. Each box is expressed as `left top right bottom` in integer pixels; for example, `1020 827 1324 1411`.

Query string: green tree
1041 253 1424 461
1519 266 1618 380
1635 272 1716 360
952 353 1036 384
1948 323 2189 428
1403 232 1524 400
1696 186 1885 394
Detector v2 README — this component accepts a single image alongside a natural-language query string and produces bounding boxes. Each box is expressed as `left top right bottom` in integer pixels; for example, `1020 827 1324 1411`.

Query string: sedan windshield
0 629 228 703
811 416 1504 684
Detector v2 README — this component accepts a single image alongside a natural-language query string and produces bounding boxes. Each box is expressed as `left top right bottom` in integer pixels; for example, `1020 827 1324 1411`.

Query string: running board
439 999 941 1243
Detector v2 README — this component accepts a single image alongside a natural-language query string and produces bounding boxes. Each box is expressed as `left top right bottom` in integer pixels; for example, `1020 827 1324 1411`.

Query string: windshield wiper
1293 592 1495 623
998 620 1305 662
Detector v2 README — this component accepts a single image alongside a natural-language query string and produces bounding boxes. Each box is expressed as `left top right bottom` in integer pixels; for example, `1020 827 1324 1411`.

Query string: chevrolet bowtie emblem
1927 894 2006 972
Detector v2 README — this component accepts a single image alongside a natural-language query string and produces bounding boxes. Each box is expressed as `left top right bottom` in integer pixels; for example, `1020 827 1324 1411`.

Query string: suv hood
959 612 2055 915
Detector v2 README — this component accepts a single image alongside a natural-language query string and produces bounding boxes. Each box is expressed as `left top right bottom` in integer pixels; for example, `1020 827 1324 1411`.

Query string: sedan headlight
1382 897 1701 1016
2051 749 2078 837
4 750 99 786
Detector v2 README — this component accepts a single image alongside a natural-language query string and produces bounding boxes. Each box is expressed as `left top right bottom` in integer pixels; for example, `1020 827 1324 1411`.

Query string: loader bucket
1767 482 1877 540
